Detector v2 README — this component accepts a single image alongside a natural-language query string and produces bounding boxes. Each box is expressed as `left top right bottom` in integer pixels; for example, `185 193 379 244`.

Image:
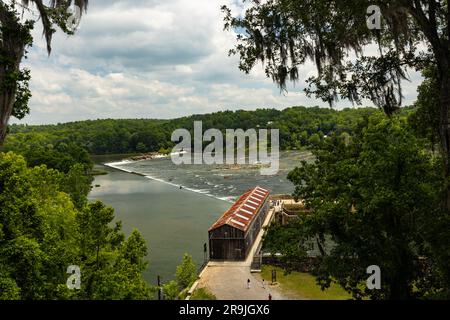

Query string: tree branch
406 0 444 62
31 0 53 55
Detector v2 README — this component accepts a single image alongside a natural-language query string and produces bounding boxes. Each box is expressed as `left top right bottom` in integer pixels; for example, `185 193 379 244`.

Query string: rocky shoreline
129 152 170 161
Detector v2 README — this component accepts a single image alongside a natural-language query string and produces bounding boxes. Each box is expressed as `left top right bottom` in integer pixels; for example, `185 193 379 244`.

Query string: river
88 151 312 285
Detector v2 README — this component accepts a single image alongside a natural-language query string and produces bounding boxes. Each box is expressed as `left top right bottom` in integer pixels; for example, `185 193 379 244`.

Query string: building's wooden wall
208 199 270 261
209 225 245 261
209 238 245 261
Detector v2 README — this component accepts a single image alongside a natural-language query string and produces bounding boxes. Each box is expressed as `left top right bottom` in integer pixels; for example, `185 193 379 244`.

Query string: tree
0 152 153 300
175 254 197 291
160 253 198 300
76 201 124 272
0 276 21 300
283 116 448 299
0 0 89 145
136 142 147 153
162 280 179 300
308 133 321 146
61 164 93 209
262 219 310 271
409 67 441 152
121 229 148 272
0 152 79 299
80 228 153 300
223 0 450 210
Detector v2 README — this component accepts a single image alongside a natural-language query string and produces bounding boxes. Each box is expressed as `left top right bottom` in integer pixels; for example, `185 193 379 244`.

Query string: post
157 275 162 300
203 242 207 265
259 251 263 270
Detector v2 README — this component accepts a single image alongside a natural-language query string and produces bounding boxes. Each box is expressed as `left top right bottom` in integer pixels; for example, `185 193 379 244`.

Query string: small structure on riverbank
208 186 270 261
270 195 312 225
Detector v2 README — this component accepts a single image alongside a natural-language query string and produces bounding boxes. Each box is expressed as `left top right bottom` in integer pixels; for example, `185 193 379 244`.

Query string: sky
13 0 423 125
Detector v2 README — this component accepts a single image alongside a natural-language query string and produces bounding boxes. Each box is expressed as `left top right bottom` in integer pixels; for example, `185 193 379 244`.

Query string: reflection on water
89 151 311 284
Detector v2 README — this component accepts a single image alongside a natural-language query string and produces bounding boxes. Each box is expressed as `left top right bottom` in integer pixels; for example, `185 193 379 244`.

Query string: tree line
5 106 406 157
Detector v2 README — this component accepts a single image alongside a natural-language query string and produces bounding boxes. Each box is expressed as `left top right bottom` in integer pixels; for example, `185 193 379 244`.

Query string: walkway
196 264 286 300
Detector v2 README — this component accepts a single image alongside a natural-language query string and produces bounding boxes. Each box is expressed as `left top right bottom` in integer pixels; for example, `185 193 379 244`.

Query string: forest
4 106 404 158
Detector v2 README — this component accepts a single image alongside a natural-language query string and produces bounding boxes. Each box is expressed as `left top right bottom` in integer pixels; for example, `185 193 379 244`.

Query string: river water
88 151 312 285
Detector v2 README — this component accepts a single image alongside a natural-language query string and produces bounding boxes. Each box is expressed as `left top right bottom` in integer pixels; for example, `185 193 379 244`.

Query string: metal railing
250 242 263 271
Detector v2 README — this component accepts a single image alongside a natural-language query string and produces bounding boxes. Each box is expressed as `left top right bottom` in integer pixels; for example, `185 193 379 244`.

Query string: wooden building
208 186 270 261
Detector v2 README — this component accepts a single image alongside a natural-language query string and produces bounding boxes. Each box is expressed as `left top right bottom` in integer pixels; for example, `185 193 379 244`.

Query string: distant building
208 186 270 261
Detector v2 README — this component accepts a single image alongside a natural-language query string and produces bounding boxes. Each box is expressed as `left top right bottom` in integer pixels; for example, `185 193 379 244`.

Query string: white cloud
12 0 422 125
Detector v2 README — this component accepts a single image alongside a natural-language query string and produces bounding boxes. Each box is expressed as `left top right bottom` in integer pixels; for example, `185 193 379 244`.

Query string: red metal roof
209 186 270 232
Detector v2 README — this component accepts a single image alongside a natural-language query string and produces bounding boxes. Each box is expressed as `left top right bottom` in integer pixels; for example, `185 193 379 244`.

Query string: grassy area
260 266 352 300
190 288 217 300
90 169 109 176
